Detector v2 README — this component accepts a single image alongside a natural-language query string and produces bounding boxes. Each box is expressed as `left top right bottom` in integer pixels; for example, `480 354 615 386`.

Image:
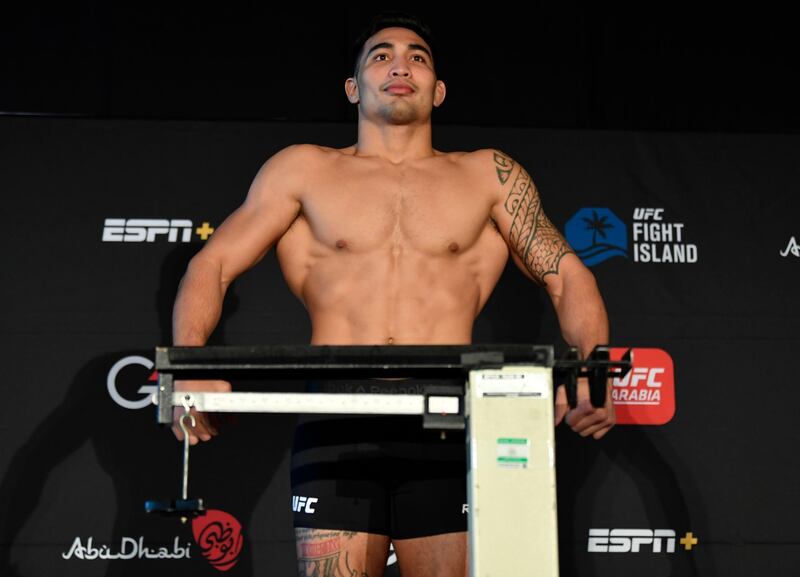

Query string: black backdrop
1 116 799 576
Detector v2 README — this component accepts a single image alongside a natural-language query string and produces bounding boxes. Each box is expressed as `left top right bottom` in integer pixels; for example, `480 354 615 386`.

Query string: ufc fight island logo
565 207 699 266
102 219 215 242
631 208 698 263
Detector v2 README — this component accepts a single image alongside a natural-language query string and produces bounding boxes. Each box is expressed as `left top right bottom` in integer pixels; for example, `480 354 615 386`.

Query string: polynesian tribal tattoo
493 151 574 285
295 529 369 577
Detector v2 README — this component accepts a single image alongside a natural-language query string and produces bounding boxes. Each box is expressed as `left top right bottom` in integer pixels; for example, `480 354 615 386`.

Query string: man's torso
275 145 509 344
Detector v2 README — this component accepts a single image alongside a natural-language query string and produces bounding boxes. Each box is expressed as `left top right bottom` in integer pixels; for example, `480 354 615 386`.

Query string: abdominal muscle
306 253 479 345
276 219 507 346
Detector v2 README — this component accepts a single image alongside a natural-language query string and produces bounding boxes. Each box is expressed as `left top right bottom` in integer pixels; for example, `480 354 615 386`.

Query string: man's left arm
486 149 615 439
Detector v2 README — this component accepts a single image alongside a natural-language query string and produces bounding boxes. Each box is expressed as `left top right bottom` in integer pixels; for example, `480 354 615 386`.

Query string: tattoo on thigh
296 529 369 577
494 151 574 284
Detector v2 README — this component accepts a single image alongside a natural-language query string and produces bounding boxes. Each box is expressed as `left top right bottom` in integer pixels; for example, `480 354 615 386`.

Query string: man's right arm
171 144 308 443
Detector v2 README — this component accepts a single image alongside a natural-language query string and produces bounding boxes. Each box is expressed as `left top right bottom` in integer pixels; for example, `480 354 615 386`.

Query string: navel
387 336 394 345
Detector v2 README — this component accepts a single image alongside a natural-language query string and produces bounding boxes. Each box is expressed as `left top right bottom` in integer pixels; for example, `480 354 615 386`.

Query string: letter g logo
107 356 158 409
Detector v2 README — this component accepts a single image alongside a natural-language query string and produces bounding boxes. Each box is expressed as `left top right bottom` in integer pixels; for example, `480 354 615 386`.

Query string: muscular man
171 13 613 577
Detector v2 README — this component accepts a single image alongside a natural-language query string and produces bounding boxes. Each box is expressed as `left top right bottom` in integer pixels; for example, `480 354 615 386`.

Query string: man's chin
378 103 421 125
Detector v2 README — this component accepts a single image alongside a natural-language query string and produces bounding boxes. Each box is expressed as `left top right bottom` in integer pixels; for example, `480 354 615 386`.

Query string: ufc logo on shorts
588 529 676 553
292 495 319 514
102 219 193 242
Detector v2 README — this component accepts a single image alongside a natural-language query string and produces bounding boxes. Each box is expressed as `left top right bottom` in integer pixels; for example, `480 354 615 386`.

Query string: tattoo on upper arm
494 151 574 285
494 151 515 184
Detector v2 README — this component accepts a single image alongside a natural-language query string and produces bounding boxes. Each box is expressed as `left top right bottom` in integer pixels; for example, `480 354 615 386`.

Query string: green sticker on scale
496 437 529 468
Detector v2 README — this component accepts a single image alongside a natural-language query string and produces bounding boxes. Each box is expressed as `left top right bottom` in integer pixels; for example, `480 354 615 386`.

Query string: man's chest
298 163 495 253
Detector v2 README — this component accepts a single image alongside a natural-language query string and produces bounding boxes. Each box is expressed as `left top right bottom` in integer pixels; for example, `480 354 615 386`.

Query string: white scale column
467 365 559 577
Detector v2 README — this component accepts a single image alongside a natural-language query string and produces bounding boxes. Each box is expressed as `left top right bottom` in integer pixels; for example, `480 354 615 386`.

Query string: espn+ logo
588 529 676 553
102 219 215 242
588 528 699 553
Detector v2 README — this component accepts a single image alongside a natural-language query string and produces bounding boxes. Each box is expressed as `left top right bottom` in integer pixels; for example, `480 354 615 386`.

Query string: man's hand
172 380 231 445
554 377 615 440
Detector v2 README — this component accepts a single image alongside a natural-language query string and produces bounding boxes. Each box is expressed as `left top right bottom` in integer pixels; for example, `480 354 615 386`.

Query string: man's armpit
493 151 574 285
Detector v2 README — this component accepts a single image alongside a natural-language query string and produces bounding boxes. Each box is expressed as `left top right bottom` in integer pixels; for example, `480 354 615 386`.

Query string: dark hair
351 12 438 77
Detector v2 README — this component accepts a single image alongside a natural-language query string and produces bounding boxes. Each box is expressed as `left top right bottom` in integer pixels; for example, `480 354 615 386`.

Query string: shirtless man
171 13 613 577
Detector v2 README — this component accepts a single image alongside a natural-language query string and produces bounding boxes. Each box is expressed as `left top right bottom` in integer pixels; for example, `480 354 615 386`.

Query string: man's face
346 27 446 125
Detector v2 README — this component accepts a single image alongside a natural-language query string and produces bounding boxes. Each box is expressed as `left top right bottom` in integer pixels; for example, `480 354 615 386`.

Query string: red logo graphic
191 509 244 571
610 348 675 425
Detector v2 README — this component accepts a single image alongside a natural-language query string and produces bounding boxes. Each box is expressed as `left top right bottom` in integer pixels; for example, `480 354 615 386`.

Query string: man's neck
353 118 435 164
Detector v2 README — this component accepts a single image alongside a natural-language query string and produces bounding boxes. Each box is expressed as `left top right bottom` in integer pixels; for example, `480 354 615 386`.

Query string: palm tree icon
582 210 614 246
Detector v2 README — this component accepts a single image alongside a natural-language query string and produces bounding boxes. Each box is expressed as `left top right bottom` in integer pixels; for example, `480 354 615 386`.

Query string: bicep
194 149 304 286
489 150 574 287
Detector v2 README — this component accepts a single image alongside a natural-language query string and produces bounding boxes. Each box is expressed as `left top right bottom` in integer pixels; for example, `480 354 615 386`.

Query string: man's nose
390 63 410 77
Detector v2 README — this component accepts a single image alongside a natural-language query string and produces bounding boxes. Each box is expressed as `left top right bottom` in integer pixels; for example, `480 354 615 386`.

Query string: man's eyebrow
365 41 433 60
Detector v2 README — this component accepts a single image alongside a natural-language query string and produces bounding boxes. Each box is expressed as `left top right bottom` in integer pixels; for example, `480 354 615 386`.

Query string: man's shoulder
255 144 349 184
439 147 510 168
438 148 513 185
266 143 342 165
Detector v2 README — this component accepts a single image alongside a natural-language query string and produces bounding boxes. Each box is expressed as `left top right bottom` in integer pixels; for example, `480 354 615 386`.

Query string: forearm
553 269 609 359
172 255 228 346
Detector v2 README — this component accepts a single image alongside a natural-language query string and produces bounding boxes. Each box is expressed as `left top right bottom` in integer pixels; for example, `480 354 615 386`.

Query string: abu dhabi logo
63 536 191 560
192 510 244 572
565 208 628 266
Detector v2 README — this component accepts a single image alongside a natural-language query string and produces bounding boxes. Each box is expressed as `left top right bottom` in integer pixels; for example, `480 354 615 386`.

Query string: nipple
448 242 460 253
336 239 348 249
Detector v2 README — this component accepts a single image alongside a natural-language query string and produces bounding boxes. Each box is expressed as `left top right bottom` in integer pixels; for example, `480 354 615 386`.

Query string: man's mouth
385 82 414 95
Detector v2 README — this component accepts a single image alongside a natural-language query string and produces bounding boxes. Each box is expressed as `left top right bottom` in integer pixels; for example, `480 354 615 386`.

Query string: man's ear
433 79 447 107
345 77 360 104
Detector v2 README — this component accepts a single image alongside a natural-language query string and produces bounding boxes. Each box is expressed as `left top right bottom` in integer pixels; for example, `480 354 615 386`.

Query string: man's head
345 12 446 125
350 12 438 79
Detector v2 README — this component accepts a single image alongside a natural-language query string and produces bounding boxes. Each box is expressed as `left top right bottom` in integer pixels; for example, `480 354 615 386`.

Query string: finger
173 408 208 443
173 422 200 445
566 405 605 432
576 376 591 404
577 418 612 438
212 379 233 392
554 384 569 425
579 416 614 438
564 399 595 427
190 411 214 442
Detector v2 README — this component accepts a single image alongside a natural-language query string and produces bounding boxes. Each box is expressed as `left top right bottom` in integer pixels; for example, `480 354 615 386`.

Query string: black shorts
290 378 467 539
